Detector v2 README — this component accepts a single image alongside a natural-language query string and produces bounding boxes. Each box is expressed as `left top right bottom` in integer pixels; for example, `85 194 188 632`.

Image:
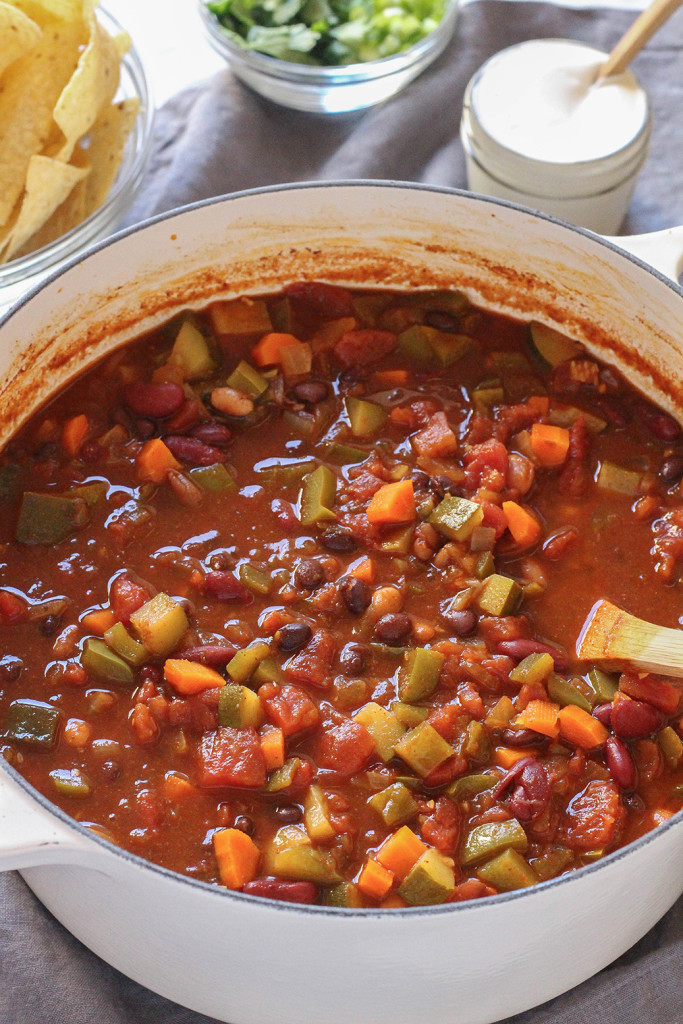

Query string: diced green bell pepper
299 465 336 525
476 847 537 891
7 699 61 749
446 773 497 801
398 647 445 703
82 637 136 685
429 495 484 542
476 574 522 616
16 491 89 545
49 767 91 799
546 673 592 713
509 652 554 686
461 819 528 866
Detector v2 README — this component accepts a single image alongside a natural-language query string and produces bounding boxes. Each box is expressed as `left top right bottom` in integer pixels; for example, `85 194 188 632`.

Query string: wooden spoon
596 0 683 81
577 599 683 678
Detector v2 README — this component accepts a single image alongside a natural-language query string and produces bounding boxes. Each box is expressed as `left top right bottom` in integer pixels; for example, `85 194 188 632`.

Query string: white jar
460 38 652 234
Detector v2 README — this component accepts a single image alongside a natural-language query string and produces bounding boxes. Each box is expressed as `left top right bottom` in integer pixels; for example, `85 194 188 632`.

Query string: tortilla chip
0 2 42 79
81 96 139 215
0 16 83 226
53 6 124 161
2 154 88 260
5 0 90 24
10 145 89 259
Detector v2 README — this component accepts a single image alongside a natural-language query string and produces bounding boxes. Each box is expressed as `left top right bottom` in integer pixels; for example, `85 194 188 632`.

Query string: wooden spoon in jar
577 599 683 678
595 0 683 81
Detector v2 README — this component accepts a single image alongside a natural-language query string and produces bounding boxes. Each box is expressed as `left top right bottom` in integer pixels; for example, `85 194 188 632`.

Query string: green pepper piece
429 495 484 542
170 319 216 379
461 819 528 866
189 463 236 492
129 593 189 658
16 491 89 545
509 652 555 686
104 622 149 667
398 648 445 703
476 574 523 616
586 667 619 703
354 702 406 762
476 847 537 891
218 683 263 729
547 673 592 713
226 642 270 684
475 551 495 580
256 460 316 487
323 442 368 465
323 882 364 908
394 721 454 777
658 726 683 768
530 846 573 881
226 359 269 399
462 720 491 763
299 465 336 525
266 757 305 793
446 773 497 801
238 562 272 595
484 695 515 730
390 700 430 728
398 848 456 905
82 637 136 685
345 396 387 438
0 464 22 503
49 768 91 799
368 782 418 827
65 481 107 507
7 699 61 749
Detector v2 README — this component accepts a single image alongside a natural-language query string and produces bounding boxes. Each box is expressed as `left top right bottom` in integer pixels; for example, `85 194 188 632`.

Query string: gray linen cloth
1 2 681 1023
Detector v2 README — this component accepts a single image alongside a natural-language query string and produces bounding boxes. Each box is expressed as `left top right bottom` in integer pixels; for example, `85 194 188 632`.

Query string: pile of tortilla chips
0 0 140 265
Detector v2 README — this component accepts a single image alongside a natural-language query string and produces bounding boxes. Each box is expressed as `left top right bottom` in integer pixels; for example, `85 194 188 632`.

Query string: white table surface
107 0 648 109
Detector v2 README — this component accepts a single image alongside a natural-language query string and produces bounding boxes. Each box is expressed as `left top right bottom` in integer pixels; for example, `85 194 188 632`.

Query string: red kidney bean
189 423 232 447
611 699 665 740
164 399 202 434
592 703 613 727
542 526 579 561
659 455 683 485
176 645 236 668
163 435 227 466
241 879 318 904
605 735 637 791
491 756 550 822
80 440 104 463
637 402 681 441
495 638 568 671
167 470 203 508
138 665 162 688
443 608 478 636
135 418 155 440
204 571 251 603
124 381 185 419
501 728 547 748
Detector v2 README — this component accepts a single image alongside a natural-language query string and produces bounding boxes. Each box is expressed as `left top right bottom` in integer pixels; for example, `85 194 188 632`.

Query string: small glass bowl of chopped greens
198 0 459 113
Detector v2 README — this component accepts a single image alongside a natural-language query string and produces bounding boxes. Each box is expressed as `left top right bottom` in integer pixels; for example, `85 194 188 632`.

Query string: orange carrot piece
376 826 427 880
163 773 196 800
213 827 261 889
260 727 286 770
380 893 409 909
82 608 117 635
164 658 226 695
513 699 560 739
259 607 295 635
494 746 538 769
251 332 301 367
529 423 570 467
136 438 181 484
367 479 416 525
357 858 395 901
389 406 416 427
526 396 551 418
502 500 542 548
372 369 410 388
558 704 609 748
62 413 90 457
348 556 377 583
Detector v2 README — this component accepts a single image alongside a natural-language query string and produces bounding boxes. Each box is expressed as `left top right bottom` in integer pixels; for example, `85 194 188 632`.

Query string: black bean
290 381 328 405
320 527 357 552
374 613 412 644
660 455 683 485
208 550 234 571
101 760 122 781
443 608 477 636
273 804 302 824
293 558 325 590
276 622 312 653
0 656 22 683
39 614 62 637
340 642 369 677
339 576 371 615
233 814 255 836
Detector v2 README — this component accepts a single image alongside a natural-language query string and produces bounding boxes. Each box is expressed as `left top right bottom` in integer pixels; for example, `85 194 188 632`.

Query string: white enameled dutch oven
0 183 682 1024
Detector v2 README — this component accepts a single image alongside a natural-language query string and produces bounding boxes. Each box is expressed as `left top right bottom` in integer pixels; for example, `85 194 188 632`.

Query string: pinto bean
211 386 254 417
611 698 665 740
163 435 227 466
124 381 185 419
605 735 637 790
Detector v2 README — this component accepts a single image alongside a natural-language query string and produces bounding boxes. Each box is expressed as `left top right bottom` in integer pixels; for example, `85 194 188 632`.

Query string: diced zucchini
226 359 269 399
529 322 581 367
189 463 236 492
323 882 364 908
129 593 189 657
238 562 272 595
658 725 683 768
586 667 619 703
218 684 263 729
299 465 336 525
7 699 61 749
547 404 607 434
263 825 341 884
390 701 430 728
354 702 406 762
323 441 368 465
461 720 491 763
547 673 592 712
472 381 504 414
82 637 136 685
509 652 554 686
266 757 304 793
368 782 418 827
303 784 336 842
0 464 22 503
461 819 528 866
345 396 387 437
395 721 454 777
428 332 473 367
226 642 270 684
210 298 272 335
596 460 643 495
429 495 484 542
103 622 149 667
475 551 495 580
484 695 515 730
169 319 216 379
15 491 88 545
66 481 107 507
446 773 497 801
476 574 523 616
476 847 537 890
49 767 91 799
256 459 316 487
398 648 445 703
379 525 414 555
397 325 470 366
398 848 456 905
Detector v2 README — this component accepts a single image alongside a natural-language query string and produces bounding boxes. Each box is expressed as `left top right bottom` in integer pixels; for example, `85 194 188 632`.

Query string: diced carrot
529 423 571 467
81 608 117 635
259 607 295 635
376 826 427 880
357 858 395 900
349 556 377 583
136 438 181 484
367 479 416 525
260 727 286 770
558 704 609 748
389 405 416 427
513 699 560 739
502 500 542 548
619 671 681 716
164 658 226 694
372 369 409 388
251 332 301 367
61 413 90 457
163 772 196 800
213 827 261 889
526 396 551 418
380 893 408 909
493 746 538 769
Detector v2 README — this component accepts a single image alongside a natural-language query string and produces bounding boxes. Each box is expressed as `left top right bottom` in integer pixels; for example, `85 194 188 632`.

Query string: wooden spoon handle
597 0 683 79
577 599 683 678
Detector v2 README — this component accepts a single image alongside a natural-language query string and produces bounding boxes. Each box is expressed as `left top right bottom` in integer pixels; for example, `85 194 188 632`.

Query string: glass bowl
0 7 155 318
198 0 460 114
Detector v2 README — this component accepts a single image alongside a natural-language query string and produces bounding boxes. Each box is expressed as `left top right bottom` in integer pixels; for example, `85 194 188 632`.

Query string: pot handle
0 769 100 870
605 225 683 282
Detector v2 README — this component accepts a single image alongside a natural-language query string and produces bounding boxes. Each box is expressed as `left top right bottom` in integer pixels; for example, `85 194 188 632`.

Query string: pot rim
1 179 681 916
